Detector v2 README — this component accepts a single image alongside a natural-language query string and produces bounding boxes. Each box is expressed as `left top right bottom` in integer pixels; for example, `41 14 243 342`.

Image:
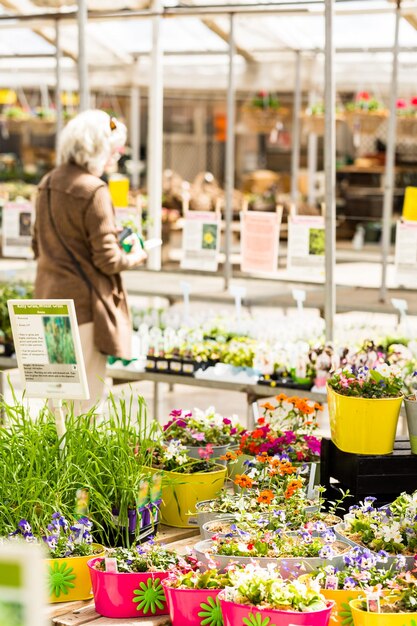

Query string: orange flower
314 402 324 411
234 474 254 489
260 402 275 411
284 478 303 499
220 451 237 461
278 460 296 475
286 396 299 405
256 452 269 463
235 449 243 457
275 393 288 402
257 489 274 505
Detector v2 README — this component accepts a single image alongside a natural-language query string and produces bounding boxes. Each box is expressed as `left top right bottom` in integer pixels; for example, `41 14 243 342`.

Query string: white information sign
181 211 220 272
240 211 281 274
2 202 35 259
0 541 46 626
8 299 89 400
287 215 325 276
395 220 417 286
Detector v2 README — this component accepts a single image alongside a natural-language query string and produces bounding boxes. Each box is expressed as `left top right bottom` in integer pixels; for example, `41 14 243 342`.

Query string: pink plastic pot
162 580 223 626
219 592 335 626
88 557 169 619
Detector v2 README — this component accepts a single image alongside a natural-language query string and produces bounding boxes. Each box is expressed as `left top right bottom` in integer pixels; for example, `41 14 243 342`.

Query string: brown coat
33 162 135 359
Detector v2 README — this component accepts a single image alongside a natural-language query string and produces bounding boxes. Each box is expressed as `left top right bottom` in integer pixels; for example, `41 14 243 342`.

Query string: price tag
105 558 118 573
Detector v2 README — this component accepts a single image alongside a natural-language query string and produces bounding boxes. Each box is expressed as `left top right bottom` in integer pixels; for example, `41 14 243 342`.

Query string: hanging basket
29 118 57 136
241 105 290 134
301 113 345 136
396 116 417 138
345 110 388 135
0 116 28 135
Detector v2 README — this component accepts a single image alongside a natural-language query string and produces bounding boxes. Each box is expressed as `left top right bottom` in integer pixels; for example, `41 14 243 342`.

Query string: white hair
58 109 127 176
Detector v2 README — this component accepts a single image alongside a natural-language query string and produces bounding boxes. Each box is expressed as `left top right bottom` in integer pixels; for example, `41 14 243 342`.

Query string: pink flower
198 443 214 459
396 98 407 109
191 432 205 442
223 418 232 425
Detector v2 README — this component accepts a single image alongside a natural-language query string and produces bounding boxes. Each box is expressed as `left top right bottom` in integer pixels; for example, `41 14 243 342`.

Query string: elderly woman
32 109 146 411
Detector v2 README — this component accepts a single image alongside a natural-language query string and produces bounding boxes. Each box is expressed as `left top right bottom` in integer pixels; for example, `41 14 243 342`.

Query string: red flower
411 97 417 107
247 543 254 550
357 91 370 101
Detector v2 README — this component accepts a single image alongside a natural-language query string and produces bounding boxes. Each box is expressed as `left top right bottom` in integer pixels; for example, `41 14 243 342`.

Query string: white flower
375 363 390 378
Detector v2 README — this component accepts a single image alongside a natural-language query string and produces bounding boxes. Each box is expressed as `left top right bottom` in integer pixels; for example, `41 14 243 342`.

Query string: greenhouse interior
7 1 417 625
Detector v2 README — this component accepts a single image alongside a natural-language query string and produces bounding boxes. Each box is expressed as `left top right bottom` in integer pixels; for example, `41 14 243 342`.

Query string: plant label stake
292 288 306 316
307 462 317 501
180 281 191 324
230 285 247 327
391 297 410 336
252 401 259 427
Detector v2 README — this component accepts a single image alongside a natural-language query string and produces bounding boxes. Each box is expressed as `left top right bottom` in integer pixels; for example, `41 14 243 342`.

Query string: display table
108 367 326 423
320 436 417 507
48 525 199 625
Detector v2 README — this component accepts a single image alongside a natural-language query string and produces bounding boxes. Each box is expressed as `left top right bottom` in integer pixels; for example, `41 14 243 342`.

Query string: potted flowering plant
327 364 403 454
242 91 289 133
149 441 227 528
10 513 104 603
302 102 345 135
308 547 405 626
163 567 233 626
345 92 388 134
349 570 417 625
194 528 351 576
218 563 335 626
88 540 192 618
335 494 417 569
396 97 417 137
162 407 244 464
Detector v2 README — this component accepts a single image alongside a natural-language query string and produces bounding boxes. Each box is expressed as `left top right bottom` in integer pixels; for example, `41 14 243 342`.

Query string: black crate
320 437 417 508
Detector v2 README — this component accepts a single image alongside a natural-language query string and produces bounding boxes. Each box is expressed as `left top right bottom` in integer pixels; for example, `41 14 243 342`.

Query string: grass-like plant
0 389 159 546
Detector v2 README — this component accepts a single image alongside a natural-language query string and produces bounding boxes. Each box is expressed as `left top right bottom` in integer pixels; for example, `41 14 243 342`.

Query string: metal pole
224 13 236 290
291 50 302 205
380 0 401 302
147 0 163 270
77 0 89 111
55 18 63 158
324 0 336 342
130 84 141 190
307 60 318 207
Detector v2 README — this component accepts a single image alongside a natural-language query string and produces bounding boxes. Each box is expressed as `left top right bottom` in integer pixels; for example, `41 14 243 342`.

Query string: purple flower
44 535 58 550
18 519 32 536
77 517 92 530
52 512 61 520
230 428 237 435
321 530 337 544
170 409 183 417
223 418 232 425
319 545 335 559
174 419 187 428
343 577 357 590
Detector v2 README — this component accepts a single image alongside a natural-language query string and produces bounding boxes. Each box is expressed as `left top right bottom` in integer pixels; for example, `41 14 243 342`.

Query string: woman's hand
126 234 147 267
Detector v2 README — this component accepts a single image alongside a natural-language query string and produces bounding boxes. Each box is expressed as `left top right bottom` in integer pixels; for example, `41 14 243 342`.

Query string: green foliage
0 282 32 341
0 391 158 545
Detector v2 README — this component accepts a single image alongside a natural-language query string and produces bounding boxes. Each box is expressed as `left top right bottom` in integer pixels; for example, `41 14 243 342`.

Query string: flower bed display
163 568 233 626
150 441 227 527
219 564 334 626
335 493 417 568
88 541 189 618
194 529 351 575
162 407 245 464
10 514 104 603
327 364 403 454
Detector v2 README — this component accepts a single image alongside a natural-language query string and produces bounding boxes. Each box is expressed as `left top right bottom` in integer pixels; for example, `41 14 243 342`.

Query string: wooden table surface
48 525 200 625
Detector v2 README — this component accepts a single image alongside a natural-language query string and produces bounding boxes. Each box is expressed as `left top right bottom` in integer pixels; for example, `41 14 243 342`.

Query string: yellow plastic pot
148 466 227 528
350 599 417 626
46 543 105 603
322 588 364 626
327 385 403 455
